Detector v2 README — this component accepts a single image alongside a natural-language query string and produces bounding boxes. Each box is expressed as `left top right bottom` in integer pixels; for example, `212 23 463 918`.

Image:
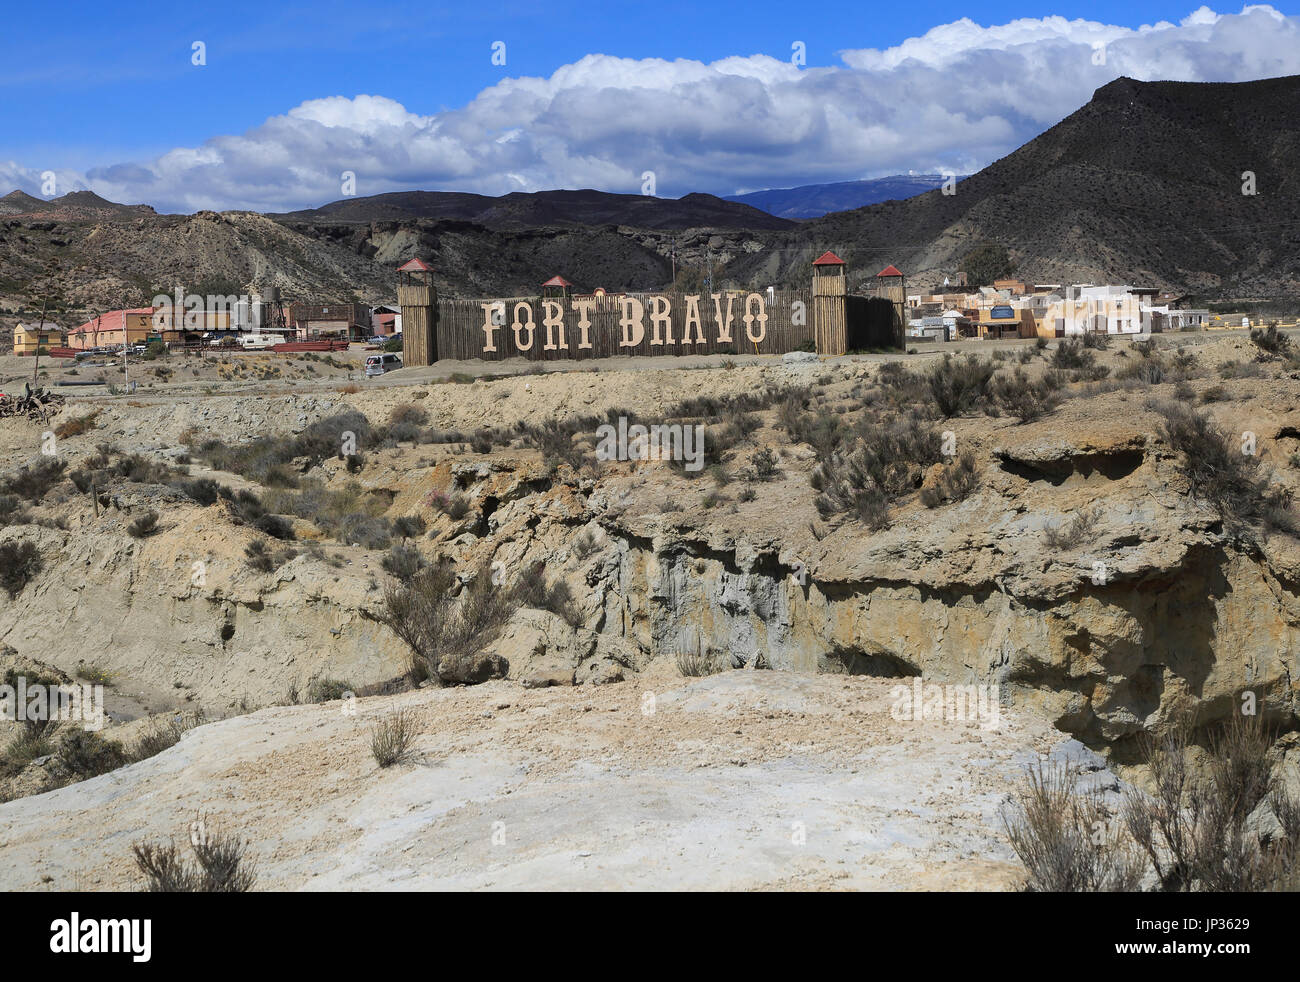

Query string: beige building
13 320 62 355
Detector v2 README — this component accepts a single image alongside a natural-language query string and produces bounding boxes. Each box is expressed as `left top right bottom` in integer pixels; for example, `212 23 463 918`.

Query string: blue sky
2 2 1299 210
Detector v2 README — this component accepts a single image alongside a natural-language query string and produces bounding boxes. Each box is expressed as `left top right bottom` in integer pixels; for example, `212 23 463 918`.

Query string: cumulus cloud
7 5 1300 212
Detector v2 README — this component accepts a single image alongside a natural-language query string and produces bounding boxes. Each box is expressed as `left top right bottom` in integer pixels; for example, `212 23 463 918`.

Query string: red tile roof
812 251 845 266
397 258 434 272
69 308 156 334
542 275 573 287
876 265 903 277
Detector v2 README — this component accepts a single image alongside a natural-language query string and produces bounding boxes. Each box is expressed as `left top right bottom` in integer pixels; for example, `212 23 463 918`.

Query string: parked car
365 353 402 377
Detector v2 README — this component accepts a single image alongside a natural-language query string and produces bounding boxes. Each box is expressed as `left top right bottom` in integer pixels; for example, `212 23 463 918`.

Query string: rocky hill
726 75 1300 295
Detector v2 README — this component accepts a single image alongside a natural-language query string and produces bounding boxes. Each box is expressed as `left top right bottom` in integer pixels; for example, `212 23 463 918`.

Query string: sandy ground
0 666 1062 891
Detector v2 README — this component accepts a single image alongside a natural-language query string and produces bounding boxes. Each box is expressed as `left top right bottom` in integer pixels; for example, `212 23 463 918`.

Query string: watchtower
875 264 906 348
811 251 847 355
397 258 437 365
541 275 573 300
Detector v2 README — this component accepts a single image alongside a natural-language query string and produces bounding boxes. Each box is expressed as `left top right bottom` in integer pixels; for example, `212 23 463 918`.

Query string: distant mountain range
0 189 157 221
724 175 965 219
5 74 1300 319
274 188 792 231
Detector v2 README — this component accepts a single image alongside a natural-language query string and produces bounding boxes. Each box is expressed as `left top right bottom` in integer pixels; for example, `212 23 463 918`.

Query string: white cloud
5 5 1299 212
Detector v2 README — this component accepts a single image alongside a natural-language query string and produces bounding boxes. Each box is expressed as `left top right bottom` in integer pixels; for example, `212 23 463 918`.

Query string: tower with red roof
397 258 437 365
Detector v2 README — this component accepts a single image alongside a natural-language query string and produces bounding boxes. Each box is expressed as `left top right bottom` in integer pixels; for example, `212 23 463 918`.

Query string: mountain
723 75 1300 295
275 188 793 231
724 175 964 219
0 189 157 221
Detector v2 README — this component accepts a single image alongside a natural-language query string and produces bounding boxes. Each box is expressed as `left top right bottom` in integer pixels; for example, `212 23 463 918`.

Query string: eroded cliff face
2 351 1298 753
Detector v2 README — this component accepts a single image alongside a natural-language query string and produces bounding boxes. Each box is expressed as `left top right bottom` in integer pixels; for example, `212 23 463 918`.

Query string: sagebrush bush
133 821 256 892
371 709 416 767
811 417 940 529
1157 402 1294 534
927 355 995 417
127 510 159 538
0 458 66 502
0 540 41 598
920 453 979 508
992 368 1061 423
1043 507 1101 550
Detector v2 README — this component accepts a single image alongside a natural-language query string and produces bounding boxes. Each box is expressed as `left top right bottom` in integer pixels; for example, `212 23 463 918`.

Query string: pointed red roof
397 258 433 273
876 265 903 277
812 251 845 266
542 275 572 288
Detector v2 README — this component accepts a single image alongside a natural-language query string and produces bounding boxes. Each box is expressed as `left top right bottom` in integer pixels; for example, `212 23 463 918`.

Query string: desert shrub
1200 385 1229 404
2 729 54 774
1051 339 1093 371
522 418 588 472
1250 324 1291 359
382 543 425 579
1157 403 1293 534
1043 507 1101 550
391 514 427 540
57 728 128 777
243 539 297 572
371 709 416 767
780 400 844 457
338 513 391 549
738 487 757 502
1219 360 1263 380
675 647 725 677
1001 760 1145 892
1131 337 1158 358
252 513 294 541
920 453 979 508
751 447 779 480
1035 337 1049 351
127 510 159 538
131 713 202 762
1081 332 1111 350
992 368 1062 423
428 491 471 520
1117 358 1166 385
811 417 941 529
0 493 29 525
173 477 221 505
133 822 256 892
513 566 582 627
1122 714 1299 892
571 528 601 559
54 411 100 439
379 561 520 684
0 540 41 598
306 678 354 703
927 355 995 417
1 458 66 502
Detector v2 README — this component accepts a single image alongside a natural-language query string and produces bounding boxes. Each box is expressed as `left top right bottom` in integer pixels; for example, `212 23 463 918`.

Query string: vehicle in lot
238 333 278 350
365 353 402 377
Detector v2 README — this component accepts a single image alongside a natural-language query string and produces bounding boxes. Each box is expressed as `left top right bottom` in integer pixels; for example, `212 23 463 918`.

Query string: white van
365 352 402 377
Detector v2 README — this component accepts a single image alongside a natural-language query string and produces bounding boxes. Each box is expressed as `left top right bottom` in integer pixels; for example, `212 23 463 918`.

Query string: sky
2 1 1299 212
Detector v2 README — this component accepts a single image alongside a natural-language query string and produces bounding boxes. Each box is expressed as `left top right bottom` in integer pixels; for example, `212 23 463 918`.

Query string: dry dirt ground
0 664 1063 891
